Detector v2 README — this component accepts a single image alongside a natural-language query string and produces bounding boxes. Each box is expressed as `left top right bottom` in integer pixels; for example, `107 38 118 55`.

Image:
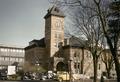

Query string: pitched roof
25 38 45 50
64 36 88 48
44 6 65 19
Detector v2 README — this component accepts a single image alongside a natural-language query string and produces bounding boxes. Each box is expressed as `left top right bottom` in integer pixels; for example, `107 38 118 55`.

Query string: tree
49 1 105 82
23 61 46 73
68 7 104 82
31 65 46 73
50 0 120 81
93 0 120 81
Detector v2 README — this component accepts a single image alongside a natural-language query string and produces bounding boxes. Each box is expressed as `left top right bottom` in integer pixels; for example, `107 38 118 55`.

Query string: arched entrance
56 62 68 71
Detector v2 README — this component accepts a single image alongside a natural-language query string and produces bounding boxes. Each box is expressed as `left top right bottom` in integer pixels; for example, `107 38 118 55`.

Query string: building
25 38 45 68
25 6 65 70
0 44 24 70
25 6 115 78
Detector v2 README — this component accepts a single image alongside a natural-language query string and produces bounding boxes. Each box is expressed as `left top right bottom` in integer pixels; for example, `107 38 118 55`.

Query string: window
55 33 61 40
10 58 15 61
5 57 9 61
74 63 77 69
56 21 61 27
55 18 62 30
55 33 57 38
74 53 77 57
98 64 100 70
16 50 19 52
55 42 63 48
0 57 4 60
1 48 5 52
54 42 58 47
4 49 7 52
54 7 59 12
78 63 80 69
19 58 23 62
10 49 13 52
19 50 22 52
22 50 25 53
7 49 10 52
58 34 61 40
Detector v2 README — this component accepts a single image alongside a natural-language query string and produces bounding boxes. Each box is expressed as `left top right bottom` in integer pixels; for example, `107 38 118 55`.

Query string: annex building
25 6 116 78
0 44 24 70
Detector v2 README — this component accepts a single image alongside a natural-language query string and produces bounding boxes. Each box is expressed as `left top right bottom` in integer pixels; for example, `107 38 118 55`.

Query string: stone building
25 6 115 78
25 6 65 70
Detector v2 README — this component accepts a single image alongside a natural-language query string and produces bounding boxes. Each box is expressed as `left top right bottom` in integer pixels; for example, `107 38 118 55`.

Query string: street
0 80 59 82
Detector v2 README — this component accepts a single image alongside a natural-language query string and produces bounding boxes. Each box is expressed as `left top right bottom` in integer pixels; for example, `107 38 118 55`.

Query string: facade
25 6 65 70
25 6 116 78
0 45 24 70
25 38 46 68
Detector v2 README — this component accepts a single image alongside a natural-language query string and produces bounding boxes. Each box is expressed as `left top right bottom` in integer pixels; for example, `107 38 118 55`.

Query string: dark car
0 72 7 80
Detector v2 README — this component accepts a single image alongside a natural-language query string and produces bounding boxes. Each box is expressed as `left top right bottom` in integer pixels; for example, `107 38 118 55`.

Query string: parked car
22 75 31 80
54 71 69 81
0 72 7 80
21 72 32 80
39 73 47 80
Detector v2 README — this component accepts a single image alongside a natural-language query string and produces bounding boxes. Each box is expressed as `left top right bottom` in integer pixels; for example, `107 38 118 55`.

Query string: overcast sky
0 0 51 47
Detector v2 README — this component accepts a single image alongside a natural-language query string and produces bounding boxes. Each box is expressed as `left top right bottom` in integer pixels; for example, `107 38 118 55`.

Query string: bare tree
49 0 120 81
49 1 105 82
68 6 104 82
93 0 120 81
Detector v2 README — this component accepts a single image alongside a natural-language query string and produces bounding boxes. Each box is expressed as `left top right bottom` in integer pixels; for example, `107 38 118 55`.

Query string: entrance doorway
56 62 68 71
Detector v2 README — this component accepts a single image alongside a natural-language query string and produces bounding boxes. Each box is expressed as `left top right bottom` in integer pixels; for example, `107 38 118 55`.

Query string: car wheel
59 77 63 82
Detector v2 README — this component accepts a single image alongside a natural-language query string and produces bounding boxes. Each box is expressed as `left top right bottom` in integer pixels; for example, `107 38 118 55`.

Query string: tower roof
44 6 65 19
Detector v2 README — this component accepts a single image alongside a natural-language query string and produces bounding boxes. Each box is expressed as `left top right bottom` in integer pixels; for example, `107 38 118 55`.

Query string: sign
7 66 16 75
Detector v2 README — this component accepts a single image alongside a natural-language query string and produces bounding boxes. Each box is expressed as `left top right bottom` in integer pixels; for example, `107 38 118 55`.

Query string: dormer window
54 7 59 12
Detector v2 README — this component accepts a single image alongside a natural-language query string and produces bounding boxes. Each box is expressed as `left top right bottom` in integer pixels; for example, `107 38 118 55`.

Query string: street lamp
35 61 40 72
69 59 72 82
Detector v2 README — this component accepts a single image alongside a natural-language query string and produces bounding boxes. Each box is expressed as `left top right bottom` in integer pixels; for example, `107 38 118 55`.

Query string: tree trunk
107 68 111 79
110 48 120 82
93 56 98 82
113 55 120 82
81 47 84 74
105 62 111 79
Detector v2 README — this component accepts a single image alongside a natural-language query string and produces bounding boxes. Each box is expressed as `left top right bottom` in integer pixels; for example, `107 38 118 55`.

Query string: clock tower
44 6 65 58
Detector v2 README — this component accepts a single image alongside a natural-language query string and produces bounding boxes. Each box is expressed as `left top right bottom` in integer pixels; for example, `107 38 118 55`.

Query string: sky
0 0 51 48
